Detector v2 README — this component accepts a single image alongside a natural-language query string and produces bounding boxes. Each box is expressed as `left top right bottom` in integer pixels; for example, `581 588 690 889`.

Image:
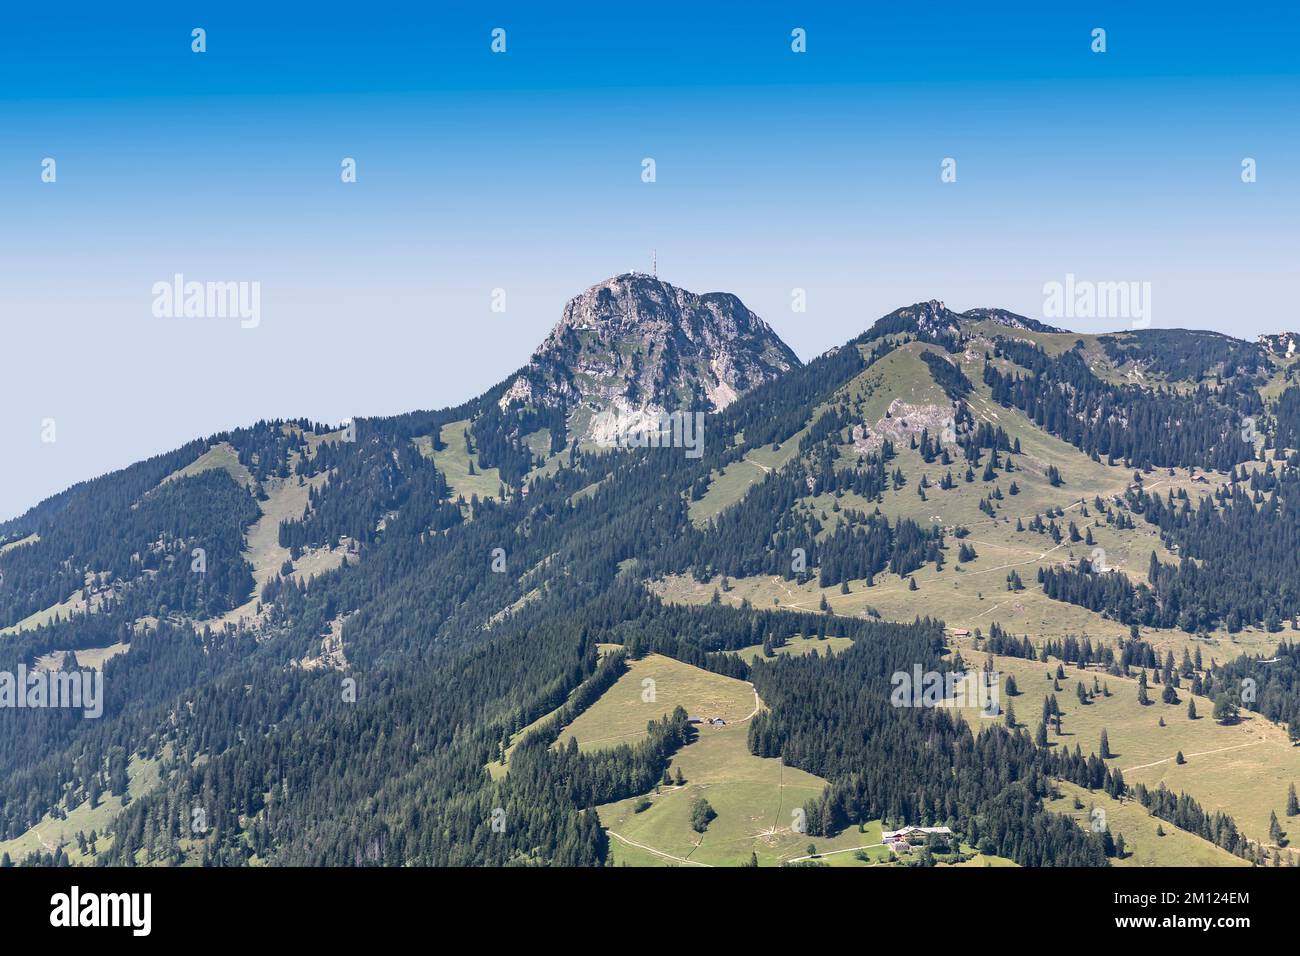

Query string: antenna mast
652 249 656 278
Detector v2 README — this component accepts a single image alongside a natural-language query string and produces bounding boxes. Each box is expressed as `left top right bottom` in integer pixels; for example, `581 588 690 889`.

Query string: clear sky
1 1 1297 519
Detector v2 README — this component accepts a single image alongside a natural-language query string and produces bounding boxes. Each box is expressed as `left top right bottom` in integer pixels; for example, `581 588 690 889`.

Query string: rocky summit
497 273 800 444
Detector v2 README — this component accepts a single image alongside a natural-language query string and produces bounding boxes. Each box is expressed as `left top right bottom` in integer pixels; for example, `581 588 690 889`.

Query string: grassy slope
657 338 1276 664
2 438 343 638
0 570 118 636
0 533 38 555
1046 780 1248 867
538 653 859 866
33 643 129 671
687 343 943 526
649 335 1295 866
414 419 504 503
541 653 1010 866
212 469 339 629
558 654 757 752
689 432 806 527
735 634 854 663
852 344 950 422
950 647 1300 857
0 755 161 864
161 441 253 488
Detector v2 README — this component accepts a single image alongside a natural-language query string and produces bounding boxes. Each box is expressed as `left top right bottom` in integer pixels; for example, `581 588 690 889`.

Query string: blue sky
1 1 1297 518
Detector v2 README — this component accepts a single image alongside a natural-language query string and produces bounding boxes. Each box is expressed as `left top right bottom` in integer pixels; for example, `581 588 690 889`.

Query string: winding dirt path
1123 739 1267 774
606 829 713 867
785 842 883 864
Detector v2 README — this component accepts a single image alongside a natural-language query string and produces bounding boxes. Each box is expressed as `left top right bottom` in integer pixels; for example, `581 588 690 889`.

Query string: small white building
882 825 953 852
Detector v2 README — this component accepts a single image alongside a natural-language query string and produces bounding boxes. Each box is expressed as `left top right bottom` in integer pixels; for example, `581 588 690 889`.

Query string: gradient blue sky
2 1 1297 518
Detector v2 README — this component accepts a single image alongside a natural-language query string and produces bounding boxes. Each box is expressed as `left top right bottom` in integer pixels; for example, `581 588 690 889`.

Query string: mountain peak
500 276 800 440
867 300 1067 341
542 273 781 348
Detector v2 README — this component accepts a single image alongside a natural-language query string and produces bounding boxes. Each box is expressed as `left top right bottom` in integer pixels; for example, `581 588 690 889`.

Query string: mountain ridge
5 281 1298 535
5 282 1298 535
4 274 1300 869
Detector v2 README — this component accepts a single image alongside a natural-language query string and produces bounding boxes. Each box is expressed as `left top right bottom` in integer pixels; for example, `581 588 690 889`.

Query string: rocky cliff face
499 273 800 443
1259 332 1300 358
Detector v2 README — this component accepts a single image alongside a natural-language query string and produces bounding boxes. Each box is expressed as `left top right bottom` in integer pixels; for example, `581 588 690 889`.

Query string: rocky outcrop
499 273 800 441
870 300 1066 339
1259 332 1300 358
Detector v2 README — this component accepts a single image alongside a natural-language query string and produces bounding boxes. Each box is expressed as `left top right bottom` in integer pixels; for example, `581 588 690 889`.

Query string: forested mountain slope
3 278 1300 867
